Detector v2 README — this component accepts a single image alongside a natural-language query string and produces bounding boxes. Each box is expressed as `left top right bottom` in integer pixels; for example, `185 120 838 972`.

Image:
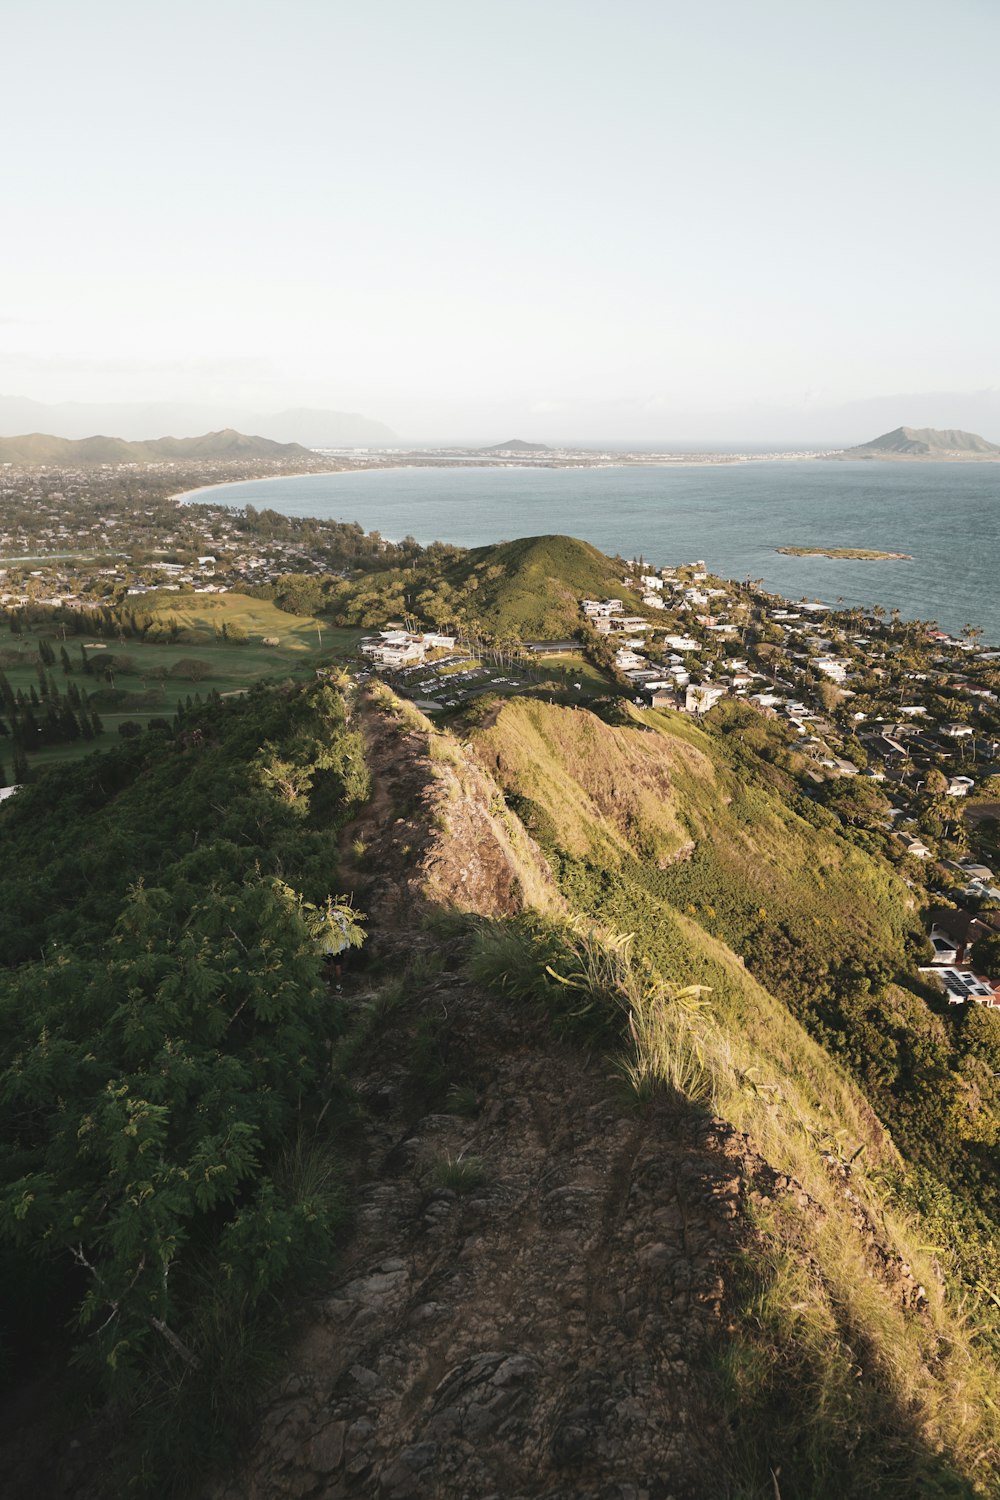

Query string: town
2 454 999 1017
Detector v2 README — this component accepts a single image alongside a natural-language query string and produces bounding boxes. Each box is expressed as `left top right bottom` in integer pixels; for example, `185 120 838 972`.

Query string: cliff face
204 691 993 1500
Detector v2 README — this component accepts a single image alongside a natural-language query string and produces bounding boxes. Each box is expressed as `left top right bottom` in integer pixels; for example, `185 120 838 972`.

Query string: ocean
182 460 1000 645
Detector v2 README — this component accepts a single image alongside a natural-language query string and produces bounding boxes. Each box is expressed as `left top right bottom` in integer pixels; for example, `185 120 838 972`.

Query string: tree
0 871 355 1384
970 931 1000 977
824 777 891 829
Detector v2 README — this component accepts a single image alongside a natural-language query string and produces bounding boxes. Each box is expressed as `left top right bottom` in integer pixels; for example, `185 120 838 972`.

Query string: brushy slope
466 695 1000 1494
441 534 627 639
325 533 632 639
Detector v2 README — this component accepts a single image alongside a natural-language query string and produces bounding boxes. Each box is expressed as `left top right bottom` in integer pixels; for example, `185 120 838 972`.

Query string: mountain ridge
0 395 398 448
0 428 316 465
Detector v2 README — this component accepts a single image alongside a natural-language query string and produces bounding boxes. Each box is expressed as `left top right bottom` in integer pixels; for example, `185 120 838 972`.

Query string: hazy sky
3 0 999 439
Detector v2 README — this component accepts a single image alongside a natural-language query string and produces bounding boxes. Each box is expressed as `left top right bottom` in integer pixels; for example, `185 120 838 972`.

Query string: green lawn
0 598 366 774
532 652 614 699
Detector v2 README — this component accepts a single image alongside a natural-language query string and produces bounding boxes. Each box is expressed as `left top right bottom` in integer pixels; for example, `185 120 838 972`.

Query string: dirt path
209 956 773 1500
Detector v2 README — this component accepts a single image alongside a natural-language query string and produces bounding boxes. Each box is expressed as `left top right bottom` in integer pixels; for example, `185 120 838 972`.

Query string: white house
685 683 727 715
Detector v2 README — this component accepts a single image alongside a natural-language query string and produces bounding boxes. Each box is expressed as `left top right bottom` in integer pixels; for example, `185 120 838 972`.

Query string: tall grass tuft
467 911 1000 1495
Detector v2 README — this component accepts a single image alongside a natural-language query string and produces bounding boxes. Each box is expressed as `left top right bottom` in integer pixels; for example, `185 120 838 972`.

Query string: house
360 638 426 668
895 831 931 858
819 757 860 777
684 682 727 716
815 657 850 684
926 907 1000 966
360 630 429 667
943 723 974 738
610 615 650 633
927 930 960 965
523 640 580 657
947 776 975 797
929 968 998 1006
944 858 994 883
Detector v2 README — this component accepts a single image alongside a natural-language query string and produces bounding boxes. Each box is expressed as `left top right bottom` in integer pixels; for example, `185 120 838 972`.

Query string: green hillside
324 532 633 640
444 534 627 638
466 695 1000 1493
474 697 1000 1220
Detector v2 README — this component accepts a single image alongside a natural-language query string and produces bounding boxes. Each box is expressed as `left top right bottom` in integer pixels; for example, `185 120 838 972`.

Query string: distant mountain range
0 429 315 466
837 425 1000 460
0 396 399 448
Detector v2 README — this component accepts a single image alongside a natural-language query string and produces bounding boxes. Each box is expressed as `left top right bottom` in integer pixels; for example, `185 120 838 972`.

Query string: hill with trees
291 533 633 641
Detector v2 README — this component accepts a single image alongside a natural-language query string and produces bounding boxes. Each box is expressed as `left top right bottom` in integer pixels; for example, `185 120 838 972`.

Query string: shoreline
171 451 834 504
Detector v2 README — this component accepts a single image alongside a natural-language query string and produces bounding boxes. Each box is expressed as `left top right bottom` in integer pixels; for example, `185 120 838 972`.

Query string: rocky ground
209 957 773 1500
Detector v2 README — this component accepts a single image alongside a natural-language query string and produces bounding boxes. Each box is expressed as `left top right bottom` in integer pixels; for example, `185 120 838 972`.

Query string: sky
3 0 999 442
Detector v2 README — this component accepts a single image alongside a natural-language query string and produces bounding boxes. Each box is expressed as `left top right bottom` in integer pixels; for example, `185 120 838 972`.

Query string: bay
182 459 1000 645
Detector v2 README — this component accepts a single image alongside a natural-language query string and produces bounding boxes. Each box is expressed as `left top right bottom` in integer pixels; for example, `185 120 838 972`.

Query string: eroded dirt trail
211 956 771 1500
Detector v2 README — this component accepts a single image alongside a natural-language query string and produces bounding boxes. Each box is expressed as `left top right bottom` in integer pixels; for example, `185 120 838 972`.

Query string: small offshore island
777 545 913 560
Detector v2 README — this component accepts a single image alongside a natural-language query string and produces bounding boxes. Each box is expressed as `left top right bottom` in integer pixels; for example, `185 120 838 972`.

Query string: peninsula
834 425 1000 460
777 545 913 560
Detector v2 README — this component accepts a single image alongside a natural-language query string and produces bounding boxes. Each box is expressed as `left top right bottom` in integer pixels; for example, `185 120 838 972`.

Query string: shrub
430 1153 486 1194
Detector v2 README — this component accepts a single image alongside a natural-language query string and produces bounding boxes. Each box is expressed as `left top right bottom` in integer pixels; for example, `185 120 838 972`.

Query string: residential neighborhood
3 454 1000 1014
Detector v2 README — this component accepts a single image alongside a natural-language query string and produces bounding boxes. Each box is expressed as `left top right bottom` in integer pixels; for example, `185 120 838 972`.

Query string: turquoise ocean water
183 460 1000 645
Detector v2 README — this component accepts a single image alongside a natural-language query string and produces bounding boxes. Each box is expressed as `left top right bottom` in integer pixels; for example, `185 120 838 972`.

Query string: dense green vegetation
263 533 634 642
0 682 369 1490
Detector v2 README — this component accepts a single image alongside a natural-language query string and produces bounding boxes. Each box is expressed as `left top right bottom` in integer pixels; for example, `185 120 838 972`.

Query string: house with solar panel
927 968 1000 1007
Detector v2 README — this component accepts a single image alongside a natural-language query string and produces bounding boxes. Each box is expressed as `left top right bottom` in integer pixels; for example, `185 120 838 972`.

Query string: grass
473 697 702 867
444 1082 480 1117
430 1152 486 1194
146 591 330 648
455 697 1000 1493
467 911 1000 1495
1 604 365 772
